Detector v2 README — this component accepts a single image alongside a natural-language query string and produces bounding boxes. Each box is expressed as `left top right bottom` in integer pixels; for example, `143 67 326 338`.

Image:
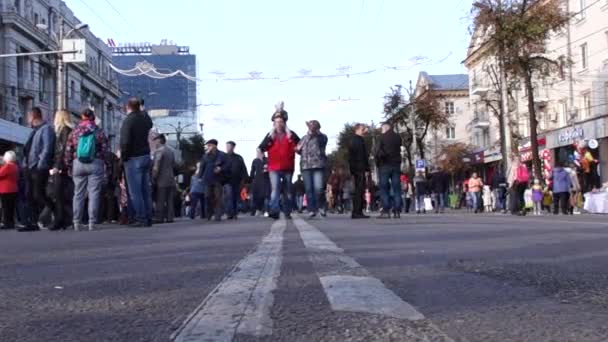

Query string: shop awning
0 119 32 145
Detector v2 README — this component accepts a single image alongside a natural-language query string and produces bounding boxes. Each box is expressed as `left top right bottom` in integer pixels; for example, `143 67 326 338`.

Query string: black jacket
53 126 72 171
348 135 370 174
376 130 402 168
225 152 248 184
429 171 450 193
120 110 153 161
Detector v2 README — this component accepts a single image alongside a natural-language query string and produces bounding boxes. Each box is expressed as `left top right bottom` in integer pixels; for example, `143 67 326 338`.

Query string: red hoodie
258 131 300 172
0 162 18 194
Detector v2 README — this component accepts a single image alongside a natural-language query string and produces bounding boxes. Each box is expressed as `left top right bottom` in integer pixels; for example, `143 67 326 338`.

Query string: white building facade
414 72 473 166
0 0 122 150
464 0 608 185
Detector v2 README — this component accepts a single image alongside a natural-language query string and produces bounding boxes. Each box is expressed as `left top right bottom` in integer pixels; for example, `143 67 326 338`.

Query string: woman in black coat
250 150 270 215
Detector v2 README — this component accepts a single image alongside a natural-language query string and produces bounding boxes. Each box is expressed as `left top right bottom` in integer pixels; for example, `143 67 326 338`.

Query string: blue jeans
296 195 304 211
125 155 153 224
471 191 481 211
302 168 326 213
269 171 293 216
223 182 241 217
433 192 447 212
190 192 205 219
379 166 402 212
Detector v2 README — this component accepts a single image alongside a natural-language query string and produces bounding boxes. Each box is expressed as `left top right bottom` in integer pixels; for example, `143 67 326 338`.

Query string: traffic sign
62 39 87 63
415 159 426 171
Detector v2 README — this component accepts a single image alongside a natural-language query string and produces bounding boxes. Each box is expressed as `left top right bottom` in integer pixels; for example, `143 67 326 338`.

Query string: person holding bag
508 156 530 216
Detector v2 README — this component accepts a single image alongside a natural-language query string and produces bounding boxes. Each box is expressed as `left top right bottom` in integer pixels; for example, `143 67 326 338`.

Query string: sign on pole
62 39 87 63
415 159 426 171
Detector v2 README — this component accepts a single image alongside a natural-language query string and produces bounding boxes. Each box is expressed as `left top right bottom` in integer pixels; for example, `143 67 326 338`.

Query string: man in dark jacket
223 141 248 219
120 97 154 227
199 139 228 221
19 107 56 232
376 122 403 218
429 167 450 214
348 123 370 219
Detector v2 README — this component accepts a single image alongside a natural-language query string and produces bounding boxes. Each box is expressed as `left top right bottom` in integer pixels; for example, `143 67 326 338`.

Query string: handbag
424 196 434 211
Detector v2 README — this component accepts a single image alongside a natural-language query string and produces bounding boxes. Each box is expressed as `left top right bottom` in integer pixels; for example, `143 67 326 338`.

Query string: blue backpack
76 129 97 163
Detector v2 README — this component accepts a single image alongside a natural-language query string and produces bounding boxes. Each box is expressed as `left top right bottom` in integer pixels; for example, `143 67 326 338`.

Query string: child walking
532 179 543 216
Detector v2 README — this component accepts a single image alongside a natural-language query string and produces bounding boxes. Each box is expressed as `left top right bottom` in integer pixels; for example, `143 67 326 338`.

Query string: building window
580 0 587 19
582 91 591 118
30 59 35 81
70 80 75 99
445 101 454 115
445 126 456 140
14 0 20 14
561 101 568 125
581 43 588 70
34 13 39 24
604 82 608 115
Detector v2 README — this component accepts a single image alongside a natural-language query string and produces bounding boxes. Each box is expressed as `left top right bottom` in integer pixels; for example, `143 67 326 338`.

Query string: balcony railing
467 112 490 131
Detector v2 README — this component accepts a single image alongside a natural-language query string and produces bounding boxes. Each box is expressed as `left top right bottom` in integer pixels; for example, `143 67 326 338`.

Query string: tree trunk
523 68 543 180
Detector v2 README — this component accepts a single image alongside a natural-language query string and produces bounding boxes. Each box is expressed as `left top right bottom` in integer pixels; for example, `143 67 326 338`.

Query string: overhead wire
102 0 139 34
77 0 121 37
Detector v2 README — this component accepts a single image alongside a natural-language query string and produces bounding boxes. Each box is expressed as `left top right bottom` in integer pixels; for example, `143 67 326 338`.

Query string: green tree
472 0 571 178
179 134 205 174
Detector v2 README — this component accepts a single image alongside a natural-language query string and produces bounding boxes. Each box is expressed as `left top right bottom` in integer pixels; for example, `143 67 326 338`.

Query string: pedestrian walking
249 150 270 216
531 179 543 216
508 156 530 216
19 107 56 232
49 110 73 230
401 174 413 213
120 98 154 227
258 102 300 220
468 172 483 213
224 141 248 220
429 167 450 214
413 171 428 214
348 123 370 219
482 185 494 213
152 134 177 223
567 164 582 214
492 169 508 213
297 120 328 218
189 163 205 220
375 122 403 219
293 175 305 213
199 139 228 221
65 108 108 231
551 163 572 215
0 151 19 229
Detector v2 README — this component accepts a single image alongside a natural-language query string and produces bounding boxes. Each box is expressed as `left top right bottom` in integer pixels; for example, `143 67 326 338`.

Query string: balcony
468 111 490 131
471 81 491 97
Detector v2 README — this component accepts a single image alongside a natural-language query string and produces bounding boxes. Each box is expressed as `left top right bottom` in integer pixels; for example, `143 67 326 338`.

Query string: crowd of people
0 99 596 232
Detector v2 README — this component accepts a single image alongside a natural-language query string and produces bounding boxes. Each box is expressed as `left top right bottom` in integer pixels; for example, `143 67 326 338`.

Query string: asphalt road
2 213 608 341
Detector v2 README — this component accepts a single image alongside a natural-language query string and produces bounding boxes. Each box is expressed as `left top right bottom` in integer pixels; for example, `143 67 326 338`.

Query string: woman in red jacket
258 102 300 219
0 151 19 229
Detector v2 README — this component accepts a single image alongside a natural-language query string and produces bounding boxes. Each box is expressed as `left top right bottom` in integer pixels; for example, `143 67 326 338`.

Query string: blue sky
65 0 473 166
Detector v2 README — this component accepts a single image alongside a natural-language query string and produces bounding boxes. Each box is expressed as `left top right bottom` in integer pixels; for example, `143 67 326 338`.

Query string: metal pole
57 21 65 110
565 0 576 125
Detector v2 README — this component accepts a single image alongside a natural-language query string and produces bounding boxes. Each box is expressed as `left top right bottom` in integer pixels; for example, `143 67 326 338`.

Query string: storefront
545 115 608 191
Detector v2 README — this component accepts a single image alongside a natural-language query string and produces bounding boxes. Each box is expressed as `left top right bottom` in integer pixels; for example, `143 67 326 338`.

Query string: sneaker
393 210 401 219
377 211 391 219
308 212 317 219
88 223 95 231
18 225 40 232
264 212 269 218
320 210 327 218
73 223 82 232
269 213 280 220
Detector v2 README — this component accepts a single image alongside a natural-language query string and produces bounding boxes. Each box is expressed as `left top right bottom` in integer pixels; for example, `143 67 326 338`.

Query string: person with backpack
65 108 108 231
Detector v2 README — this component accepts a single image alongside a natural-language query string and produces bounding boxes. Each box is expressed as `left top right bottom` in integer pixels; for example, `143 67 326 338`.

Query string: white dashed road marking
172 219 286 342
292 216 425 321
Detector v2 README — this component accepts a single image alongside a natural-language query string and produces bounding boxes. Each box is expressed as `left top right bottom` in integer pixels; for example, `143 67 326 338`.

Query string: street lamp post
57 22 88 110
